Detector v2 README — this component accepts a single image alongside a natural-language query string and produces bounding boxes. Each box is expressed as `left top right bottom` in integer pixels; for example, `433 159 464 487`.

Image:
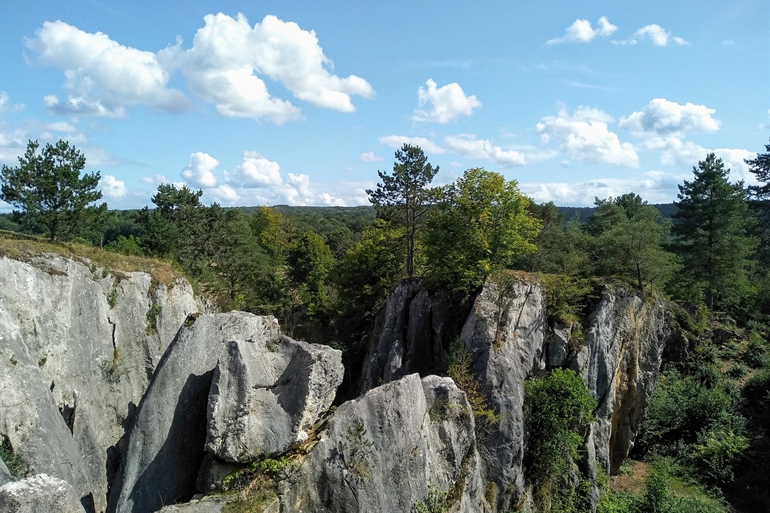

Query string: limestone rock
109 312 280 513
157 496 227 512
0 254 198 512
0 473 85 513
205 336 343 462
280 374 486 513
583 287 670 474
460 276 546 508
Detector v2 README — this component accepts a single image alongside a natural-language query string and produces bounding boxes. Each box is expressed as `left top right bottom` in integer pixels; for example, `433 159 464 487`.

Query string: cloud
142 174 170 185
27 20 191 117
181 152 219 187
536 105 639 168
620 98 720 137
378 136 447 155
100 175 127 198
443 135 527 167
380 134 542 168
548 16 617 44
614 24 688 46
225 151 282 186
179 13 373 123
520 170 683 206
359 152 383 162
0 91 25 113
642 136 757 184
412 79 481 123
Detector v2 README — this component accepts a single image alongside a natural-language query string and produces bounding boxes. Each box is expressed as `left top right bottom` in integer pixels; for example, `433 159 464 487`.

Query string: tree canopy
0 139 106 241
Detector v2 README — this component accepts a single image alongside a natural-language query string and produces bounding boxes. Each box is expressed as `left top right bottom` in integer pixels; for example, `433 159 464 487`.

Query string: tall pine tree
671 153 756 310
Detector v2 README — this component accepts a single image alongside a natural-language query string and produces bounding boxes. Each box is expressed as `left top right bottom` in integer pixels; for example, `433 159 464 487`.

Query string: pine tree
671 153 756 310
366 144 438 277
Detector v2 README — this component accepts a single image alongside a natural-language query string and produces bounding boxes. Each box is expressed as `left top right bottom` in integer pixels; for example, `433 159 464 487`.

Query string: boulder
205 336 343 462
0 473 85 513
109 312 280 513
280 373 487 513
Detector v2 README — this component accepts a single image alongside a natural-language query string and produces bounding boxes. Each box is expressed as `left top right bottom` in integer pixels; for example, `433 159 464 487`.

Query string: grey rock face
157 496 227 512
281 373 487 513
110 312 280 513
205 336 343 462
359 280 468 394
583 288 670 474
0 255 198 512
0 473 85 513
460 277 546 507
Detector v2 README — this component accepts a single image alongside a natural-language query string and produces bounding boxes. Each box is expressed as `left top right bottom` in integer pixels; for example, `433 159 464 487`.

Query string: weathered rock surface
206 336 343 462
0 473 85 513
280 373 487 513
359 280 470 394
461 276 547 507
111 312 343 513
157 496 227 512
583 287 670 475
460 275 670 509
0 255 198 512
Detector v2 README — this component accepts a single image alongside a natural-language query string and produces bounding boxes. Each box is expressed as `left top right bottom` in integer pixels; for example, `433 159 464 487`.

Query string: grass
0 232 183 289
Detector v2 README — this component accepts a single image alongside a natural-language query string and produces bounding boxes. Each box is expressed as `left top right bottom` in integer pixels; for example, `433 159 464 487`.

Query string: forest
1 139 769 512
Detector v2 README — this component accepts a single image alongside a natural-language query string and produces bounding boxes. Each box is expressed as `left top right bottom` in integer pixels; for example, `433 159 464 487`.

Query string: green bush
727 362 748 379
523 368 597 509
0 435 27 479
743 336 768 368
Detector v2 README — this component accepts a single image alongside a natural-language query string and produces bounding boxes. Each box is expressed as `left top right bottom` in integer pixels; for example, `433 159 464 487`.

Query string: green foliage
446 339 499 425
0 435 28 479
108 288 118 309
670 153 757 310
518 203 593 275
367 144 439 277
726 362 748 379
588 197 677 293
412 487 449 513
145 303 161 334
638 366 747 486
743 335 768 368
0 139 107 241
104 234 144 257
287 230 335 315
537 274 593 327
424 168 541 291
339 420 375 481
523 368 597 509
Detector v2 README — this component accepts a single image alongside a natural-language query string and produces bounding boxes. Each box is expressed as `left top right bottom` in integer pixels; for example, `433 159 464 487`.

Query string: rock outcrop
359 280 470 394
0 255 198 512
0 457 14 487
460 274 670 509
280 373 486 513
0 473 85 513
110 312 343 513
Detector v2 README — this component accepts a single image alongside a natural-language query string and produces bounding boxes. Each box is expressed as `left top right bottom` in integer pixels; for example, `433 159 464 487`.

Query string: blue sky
1 0 768 209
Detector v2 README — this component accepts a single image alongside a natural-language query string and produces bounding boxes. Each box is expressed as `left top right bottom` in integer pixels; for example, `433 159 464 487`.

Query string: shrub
743 336 768 368
523 368 597 509
0 435 27 479
727 362 748 379
446 339 499 425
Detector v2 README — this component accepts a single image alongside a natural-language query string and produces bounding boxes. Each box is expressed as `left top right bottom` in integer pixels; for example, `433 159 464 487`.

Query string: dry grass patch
0 233 184 288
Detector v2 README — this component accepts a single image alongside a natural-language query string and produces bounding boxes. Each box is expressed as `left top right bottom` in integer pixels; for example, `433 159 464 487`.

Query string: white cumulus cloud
412 79 481 123
225 151 282 186
548 16 617 44
536 106 639 168
620 98 720 138
378 136 447 155
27 21 191 117
359 152 383 162
100 175 127 198
181 152 219 188
614 24 688 46
142 174 170 185
443 135 527 167
179 13 373 124
0 91 25 113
